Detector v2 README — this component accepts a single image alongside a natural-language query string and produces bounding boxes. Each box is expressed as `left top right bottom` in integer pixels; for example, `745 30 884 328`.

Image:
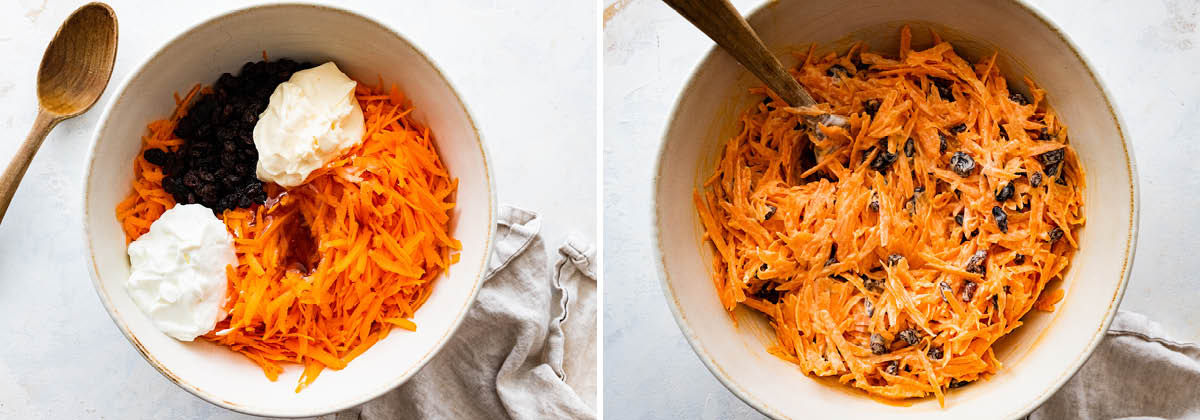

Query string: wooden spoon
0 2 118 222
663 0 846 128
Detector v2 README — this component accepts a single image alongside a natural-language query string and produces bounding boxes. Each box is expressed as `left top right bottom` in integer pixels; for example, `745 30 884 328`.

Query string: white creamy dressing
125 204 236 341
253 61 365 187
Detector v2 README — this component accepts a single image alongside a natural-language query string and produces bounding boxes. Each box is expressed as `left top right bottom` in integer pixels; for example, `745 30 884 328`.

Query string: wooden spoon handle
0 110 59 222
663 0 816 107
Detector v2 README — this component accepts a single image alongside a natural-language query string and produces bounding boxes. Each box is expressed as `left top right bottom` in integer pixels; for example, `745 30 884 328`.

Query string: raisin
928 346 944 360
1048 227 1064 243
906 186 924 213
1031 172 1043 187
754 282 782 304
764 204 777 221
961 281 978 302
950 123 967 134
863 99 881 117
864 276 884 293
887 254 904 267
1038 127 1051 140
965 250 988 274
143 148 168 166
949 152 975 177
993 206 1008 233
948 379 971 388
196 184 218 202
1039 149 1066 167
903 138 915 157
162 177 183 195
931 77 953 90
884 361 899 375
217 195 236 210
1013 254 1026 265
939 133 948 154
826 64 848 78
870 140 898 173
869 195 880 212
870 333 889 355
931 77 954 102
996 183 1014 202
1045 162 1062 177
938 281 952 302
954 210 964 226
898 329 921 346
864 299 875 316
1010 91 1030 105
182 171 200 187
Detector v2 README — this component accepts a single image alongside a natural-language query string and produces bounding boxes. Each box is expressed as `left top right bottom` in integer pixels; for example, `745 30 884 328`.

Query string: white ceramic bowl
82 3 494 417
653 1 1138 418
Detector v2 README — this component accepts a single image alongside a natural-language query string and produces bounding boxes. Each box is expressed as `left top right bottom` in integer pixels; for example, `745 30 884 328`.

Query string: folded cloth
325 206 597 420
1029 311 1200 420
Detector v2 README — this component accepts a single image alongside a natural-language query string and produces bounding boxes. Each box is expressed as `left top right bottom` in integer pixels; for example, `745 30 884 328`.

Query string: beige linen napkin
1029 311 1200 419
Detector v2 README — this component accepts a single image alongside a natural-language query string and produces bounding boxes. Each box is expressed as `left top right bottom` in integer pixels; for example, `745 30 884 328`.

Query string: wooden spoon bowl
0 2 117 222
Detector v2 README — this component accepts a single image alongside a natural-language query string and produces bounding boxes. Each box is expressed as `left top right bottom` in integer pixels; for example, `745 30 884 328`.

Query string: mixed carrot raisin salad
695 26 1084 403
117 57 460 391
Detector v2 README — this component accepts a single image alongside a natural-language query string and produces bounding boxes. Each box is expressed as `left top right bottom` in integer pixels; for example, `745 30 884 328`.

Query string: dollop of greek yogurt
126 204 236 341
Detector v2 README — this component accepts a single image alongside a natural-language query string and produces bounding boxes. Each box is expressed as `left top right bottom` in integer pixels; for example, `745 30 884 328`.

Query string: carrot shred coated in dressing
695 26 1085 405
116 79 460 392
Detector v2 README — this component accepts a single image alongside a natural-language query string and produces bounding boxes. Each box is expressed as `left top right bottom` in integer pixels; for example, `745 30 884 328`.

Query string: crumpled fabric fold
1029 311 1200 420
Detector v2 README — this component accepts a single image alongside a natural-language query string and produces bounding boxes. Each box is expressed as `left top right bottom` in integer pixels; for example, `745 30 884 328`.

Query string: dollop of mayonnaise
126 204 236 341
253 61 365 187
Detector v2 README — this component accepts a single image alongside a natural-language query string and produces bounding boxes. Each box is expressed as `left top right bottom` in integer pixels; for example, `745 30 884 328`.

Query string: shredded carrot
695 26 1085 405
116 80 460 392
115 84 201 240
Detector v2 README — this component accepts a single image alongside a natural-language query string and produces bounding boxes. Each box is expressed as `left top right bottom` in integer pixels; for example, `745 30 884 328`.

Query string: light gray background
0 1 595 418
604 0 1200 418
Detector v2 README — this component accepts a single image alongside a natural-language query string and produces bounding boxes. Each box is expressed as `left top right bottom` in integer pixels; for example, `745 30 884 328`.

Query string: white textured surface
604 0 1200 418
0 1 594 418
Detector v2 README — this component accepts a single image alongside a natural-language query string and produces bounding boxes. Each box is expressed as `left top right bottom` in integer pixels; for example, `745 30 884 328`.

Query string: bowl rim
650 0 1140 418
79 1 497 417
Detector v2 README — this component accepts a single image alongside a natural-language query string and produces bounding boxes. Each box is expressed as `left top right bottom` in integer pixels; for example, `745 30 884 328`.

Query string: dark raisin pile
144 59 314 213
